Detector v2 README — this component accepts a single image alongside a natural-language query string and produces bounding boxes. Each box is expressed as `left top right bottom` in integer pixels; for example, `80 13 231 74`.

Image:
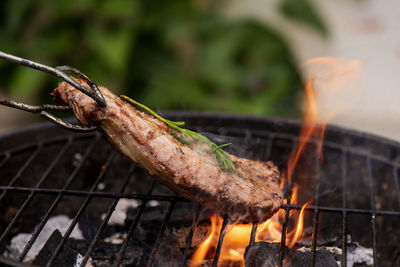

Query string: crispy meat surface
54 80 283 222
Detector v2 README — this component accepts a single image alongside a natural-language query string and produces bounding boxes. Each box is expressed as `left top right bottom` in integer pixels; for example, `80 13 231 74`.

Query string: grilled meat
53 80 283 223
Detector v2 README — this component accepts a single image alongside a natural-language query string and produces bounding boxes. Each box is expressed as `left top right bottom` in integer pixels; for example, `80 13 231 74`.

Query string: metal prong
56 66 104 106
40 112 97 132
0 98 95 131
0 98 71 113
0 51 106 107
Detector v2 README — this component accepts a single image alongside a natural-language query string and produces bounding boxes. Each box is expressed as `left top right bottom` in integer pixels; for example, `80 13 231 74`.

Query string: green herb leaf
121 95 237 173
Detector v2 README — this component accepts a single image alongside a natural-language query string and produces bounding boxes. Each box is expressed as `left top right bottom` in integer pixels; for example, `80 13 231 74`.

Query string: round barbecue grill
1 113 400 267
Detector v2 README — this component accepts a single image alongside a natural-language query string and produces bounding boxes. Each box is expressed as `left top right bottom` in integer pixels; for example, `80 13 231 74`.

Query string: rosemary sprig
121 95 237 173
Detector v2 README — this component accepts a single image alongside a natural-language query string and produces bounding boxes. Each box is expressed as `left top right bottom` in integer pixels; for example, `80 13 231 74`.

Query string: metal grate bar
244 222 259 264
278 181 296 267
113 180 157 267
278 135 299 267
341 150 348 267
0 152 10 169
278 209 290 266
46 151 117 267
0 139 72 247
249 222 258 246
393 167 400 208
146 200 177 267
211 216 229 267
311 149 321 267
0 144 42 201
310 211 320 267
79 163 137 267
265 134 274 159
0 186 186 202
18 136 100 261
371 214 377 267
341 212 348 267
0 186 189 202
283 204 400 216
180 204 201 267
367 158 376 210
3 186 400 216
367 158 377 267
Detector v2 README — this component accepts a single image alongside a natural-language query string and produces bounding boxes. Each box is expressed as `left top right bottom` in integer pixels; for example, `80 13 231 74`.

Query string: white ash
148 200 159 207
72 153 83 167
101 198 140 225
97 183 106 191
104 232 127 245
298 242 373 267
75 253 93 267
298 246 341 255
4 215 84 262
345 243 373 267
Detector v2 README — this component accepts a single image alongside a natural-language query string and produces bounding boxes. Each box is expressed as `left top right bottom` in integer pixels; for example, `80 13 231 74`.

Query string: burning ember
189 58 362 266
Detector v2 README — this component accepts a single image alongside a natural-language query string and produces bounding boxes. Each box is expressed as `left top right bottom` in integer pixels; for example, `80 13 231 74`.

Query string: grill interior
1 112 400 267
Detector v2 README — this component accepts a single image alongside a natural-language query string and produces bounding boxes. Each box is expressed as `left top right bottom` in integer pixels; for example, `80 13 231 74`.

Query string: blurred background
1 0 400 142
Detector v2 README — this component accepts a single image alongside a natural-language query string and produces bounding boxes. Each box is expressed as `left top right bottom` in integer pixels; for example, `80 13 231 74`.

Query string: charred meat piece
53 80 283 222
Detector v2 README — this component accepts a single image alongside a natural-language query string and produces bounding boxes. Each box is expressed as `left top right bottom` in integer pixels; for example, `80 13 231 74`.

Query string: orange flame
287 201 311 248
190 213 223 266
190 57 362 265
287 78 318 184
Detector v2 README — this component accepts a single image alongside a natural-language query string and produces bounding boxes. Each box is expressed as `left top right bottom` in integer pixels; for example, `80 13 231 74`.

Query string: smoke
301 57 365 125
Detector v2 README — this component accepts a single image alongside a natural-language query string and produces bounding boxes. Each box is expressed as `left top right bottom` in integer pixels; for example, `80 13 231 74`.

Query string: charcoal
152 229 183 267
186 259 242 267
78 210 100 241
299 223 341 247
285 250 338 267
87 241 145 266
32 230 62 266
173 222 211 249
33 230 81 267
125 202 202 227
244 242 289 267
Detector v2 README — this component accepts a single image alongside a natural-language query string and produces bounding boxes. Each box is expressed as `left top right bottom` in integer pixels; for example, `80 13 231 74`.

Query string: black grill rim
2 111 400 152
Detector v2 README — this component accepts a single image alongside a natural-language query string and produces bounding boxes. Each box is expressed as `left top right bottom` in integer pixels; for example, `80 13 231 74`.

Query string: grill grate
1 113 400 267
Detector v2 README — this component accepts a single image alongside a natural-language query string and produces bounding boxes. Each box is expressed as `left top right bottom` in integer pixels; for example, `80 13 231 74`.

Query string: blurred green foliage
280 0 328 37
0 0 327 117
